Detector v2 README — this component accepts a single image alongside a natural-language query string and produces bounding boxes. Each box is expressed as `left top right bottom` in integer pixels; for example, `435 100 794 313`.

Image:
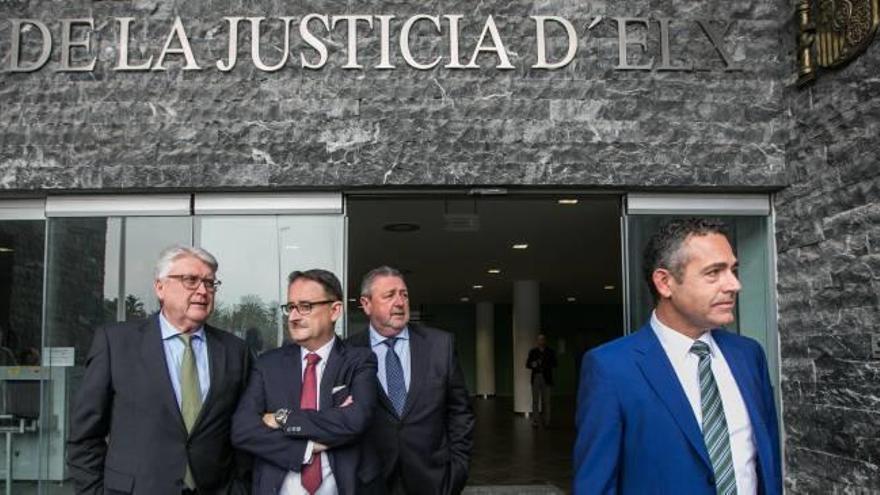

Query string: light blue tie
691 340 737 495
384 337 407 416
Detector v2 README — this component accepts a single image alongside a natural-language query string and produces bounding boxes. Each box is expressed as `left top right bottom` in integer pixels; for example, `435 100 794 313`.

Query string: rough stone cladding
778 25 880 494
0 0 789 190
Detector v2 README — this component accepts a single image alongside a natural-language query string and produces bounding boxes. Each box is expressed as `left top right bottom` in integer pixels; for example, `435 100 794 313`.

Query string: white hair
154 245 218 280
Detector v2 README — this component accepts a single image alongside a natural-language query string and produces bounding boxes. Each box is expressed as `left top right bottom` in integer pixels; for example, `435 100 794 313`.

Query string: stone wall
0 0 788 190
777 28 880 493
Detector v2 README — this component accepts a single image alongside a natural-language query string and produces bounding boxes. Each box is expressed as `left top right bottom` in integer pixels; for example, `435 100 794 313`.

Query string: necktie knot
690 340 711 359
383 337 398 349
305 352 321 366
178 332 194 347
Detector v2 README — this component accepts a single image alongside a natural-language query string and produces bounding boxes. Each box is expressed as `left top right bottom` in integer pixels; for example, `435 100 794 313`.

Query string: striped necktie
178 333 202 489
690 340 737 495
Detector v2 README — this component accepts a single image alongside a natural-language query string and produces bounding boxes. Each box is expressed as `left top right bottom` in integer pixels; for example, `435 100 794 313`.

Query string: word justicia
4 14 743 73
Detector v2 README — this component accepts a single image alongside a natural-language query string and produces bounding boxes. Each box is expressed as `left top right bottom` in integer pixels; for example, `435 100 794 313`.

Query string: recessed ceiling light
472 284 484 289
487 269 501 274
557 199 578 205
348 298 357 302
383 222 420 233
0 247 13 253
460 297 470 302
512 243 528 250
604 285 615 290
566 296 577 302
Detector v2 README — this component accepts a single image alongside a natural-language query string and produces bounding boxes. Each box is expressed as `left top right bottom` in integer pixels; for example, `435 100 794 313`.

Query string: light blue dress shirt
369 325 411 393
159 312 211 405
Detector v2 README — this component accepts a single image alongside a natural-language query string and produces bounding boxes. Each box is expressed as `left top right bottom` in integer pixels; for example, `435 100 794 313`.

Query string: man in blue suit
574 218 782 495
232 269 377 495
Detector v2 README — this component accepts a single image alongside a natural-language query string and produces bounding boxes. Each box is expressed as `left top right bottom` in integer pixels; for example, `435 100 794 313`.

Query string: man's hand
262 413 279 429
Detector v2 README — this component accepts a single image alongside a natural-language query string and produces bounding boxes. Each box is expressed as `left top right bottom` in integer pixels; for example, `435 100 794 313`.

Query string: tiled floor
467 395 575 494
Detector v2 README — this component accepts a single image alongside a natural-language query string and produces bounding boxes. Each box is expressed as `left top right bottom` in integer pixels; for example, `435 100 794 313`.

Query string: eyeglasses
165 275 221 292
280 300 336 316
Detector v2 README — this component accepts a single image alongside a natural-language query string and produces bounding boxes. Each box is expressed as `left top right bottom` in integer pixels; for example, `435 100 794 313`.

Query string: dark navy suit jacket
573 323 782 495
231 339 377 495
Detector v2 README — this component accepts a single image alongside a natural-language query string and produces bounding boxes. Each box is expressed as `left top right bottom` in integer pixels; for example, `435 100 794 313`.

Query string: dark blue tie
384 337 407 416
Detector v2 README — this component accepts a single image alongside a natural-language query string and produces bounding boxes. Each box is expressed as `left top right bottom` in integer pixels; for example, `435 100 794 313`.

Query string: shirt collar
159 312 205 342
301 336 336 362
368 325 409 347
650 310 716 361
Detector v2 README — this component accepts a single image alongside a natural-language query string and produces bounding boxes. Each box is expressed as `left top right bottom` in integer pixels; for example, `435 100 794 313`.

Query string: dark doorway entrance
346 194 624 492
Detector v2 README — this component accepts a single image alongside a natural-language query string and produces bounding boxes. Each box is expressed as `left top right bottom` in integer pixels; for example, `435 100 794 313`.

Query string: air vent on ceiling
444 214 480 232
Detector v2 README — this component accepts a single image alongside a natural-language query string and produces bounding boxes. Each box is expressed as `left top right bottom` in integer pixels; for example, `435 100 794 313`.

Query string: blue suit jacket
231 339 378 495
573 323 781 495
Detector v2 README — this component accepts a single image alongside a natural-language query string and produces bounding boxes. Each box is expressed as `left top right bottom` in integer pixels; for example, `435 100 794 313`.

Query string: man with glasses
68 246 251 495
232 269 378 495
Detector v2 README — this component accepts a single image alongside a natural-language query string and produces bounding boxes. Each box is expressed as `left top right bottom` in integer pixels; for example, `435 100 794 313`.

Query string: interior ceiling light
460 297 470 302
472 284 484 289
0 247 13 253
487 268 501 274
512 243 528 249
566 296 577 302
383 222 420 233
604 285 616 290
557 199 579 205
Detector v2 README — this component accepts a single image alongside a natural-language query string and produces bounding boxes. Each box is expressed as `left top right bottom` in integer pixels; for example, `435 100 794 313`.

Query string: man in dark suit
525 334 557 428
347 266 475 495
68 246 251 495
232 269 378 495
574 218 782 494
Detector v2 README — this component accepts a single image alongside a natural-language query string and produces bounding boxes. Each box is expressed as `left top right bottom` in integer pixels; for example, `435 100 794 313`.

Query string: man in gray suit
68 246 250 495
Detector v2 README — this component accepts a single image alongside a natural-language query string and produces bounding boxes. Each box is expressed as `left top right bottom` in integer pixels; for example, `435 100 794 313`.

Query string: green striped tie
690 341 737 495
179 333 202 489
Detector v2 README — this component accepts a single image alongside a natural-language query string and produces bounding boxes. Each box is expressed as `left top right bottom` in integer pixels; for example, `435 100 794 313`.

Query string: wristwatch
274 408 291 427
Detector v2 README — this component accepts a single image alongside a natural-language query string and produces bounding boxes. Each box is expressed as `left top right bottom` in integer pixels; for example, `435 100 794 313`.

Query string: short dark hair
643 218 732 302
287 269 343 301
360 265 405 297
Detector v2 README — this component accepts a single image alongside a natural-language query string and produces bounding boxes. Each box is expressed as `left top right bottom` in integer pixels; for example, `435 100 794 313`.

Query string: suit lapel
401 325 427 419
713 331 775 491
140 315 187 435
192 325 227 434
320 339 344 408
286 344 303 408
633 325 713 471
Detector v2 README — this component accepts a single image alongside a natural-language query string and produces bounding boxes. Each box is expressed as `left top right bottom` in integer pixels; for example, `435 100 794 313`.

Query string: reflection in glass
43 216 191 494
0 219 46 493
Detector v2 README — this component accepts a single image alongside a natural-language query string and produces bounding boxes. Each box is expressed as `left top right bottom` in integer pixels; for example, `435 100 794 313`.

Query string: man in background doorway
347 266 474 495
573 218 781 494
68 246 251 495
526 333 557 428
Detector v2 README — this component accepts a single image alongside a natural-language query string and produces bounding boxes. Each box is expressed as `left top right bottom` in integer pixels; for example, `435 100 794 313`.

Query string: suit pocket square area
332 385 347 394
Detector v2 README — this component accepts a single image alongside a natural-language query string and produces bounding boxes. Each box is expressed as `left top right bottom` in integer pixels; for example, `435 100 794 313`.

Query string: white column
513 280 539 413
475 302 495 397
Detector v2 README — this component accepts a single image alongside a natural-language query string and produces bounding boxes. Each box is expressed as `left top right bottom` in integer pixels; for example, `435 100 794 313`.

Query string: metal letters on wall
797 0 880 86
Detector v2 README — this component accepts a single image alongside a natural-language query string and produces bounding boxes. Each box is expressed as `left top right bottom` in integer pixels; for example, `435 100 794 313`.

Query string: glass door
39 192 345 494
622 193 779 390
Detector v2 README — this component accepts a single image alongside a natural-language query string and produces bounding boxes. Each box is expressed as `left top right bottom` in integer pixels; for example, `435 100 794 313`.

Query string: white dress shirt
651 312 758 495
280 338 338 495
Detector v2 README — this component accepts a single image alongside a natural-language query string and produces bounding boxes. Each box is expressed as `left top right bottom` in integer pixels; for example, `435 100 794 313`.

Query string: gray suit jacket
67 314 251 495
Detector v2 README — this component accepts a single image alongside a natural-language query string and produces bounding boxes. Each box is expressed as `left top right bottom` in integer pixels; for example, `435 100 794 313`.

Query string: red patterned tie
301 352 322 494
